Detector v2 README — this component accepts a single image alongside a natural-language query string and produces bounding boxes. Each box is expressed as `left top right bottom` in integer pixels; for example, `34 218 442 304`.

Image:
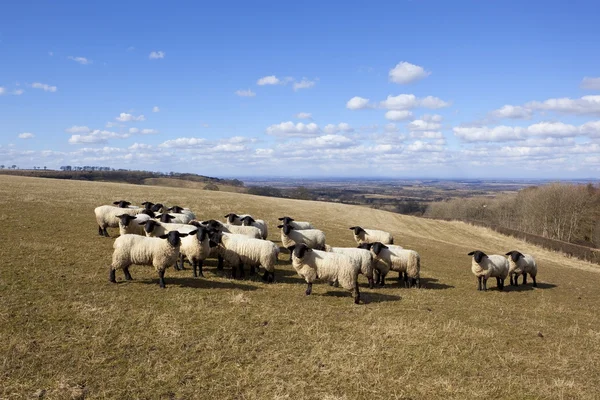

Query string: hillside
1 175 600 399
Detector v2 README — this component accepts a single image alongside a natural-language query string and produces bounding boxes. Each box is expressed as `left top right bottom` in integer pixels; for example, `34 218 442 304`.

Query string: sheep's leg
123 267 133 281
217 255 224 270
262 270 269 282
477 276 482 291
482 278 488 291
231 263 237 279
305 282 313 295
380 273 386 287
98 226 103 236
239 263 245 279
250 265 256 275
509 274 514 286
269 271 275 283
398 272 403 282
499 278 505 291
532 275 537 287
523 273 528 285
109 269 117 283
287 246 295 261
353 282 360 305
412 277 419 288
197 260 204 278
374 270 380 286
158 270 166 288
103 227 110 237
368 277 374 289
192 260 197 277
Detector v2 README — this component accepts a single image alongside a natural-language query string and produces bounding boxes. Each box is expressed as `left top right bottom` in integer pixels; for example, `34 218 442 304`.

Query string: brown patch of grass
1 175 600 399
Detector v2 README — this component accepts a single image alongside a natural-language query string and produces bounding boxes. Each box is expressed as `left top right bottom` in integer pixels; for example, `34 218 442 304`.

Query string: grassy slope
1 175 599 399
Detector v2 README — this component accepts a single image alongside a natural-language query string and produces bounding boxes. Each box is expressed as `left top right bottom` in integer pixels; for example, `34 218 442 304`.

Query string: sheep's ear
113 201 120 205
224 213 232 218
179 233 189 238
278 217 284 221
187 230 198 236
468 251 475 256
116 214 126 218
349 226 356 230
277 225 283 229
124 201 131 205
138 221 147 225
158 234 169 239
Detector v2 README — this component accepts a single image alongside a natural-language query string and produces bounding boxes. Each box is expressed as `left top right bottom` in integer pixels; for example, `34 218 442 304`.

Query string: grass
1 174 600 399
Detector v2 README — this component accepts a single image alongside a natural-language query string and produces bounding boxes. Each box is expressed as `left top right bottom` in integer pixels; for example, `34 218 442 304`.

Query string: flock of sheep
94 199 539 303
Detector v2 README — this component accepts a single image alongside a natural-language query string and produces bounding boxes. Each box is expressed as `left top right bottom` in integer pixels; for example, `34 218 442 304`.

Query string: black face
151 203 164 212
468 250 487 264
357 243 373 250
159 230 189 247
505 251 523 262
196 226 208 242
117 214 136 227
208 230 223 247
113 200 131 208
241 216 255 225
170 206 184 214
141 201 154 210
278 224 292 235
349 226 364 235
141 209 155 218
143 220 158 233
371 242 388 255
158 214 175 223
293 243 311 259
278 216 293 224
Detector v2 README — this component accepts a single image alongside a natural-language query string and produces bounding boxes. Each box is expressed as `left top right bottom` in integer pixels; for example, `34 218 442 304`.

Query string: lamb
168 206 196 220
277 216 314 230
143 220 198 237
349 226 394 245
109 230 194 288
468 250 509 291
224 213 252 226
240 215 268 240
325 245 375 288
155 212 193 224
291 244 360 304
505 251 538 287
212 232 279 282
277 223 326 261
203 220 262 239
95 205 143 237
117 213 153 236
179 225 211 277
369 242 420 288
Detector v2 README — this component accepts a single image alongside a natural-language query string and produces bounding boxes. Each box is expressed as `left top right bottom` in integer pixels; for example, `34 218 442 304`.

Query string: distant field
2 175 600 399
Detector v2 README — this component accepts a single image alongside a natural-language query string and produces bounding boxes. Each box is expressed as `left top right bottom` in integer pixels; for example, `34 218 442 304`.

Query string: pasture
1 175 599 399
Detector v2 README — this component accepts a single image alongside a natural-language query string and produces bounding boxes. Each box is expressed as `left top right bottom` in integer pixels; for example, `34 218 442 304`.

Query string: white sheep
109 230 194 288
224 213 252 226
213 232 279 281
179 225 212 277
468 250 509 291
325 245 375 288
143 220 198 237
95 205 143 237
168 205 196 220
155 212 193 224
277 216 314 230
117 213 153 236
369 242 420 288
291 244 360 304
505 250 538 287
277 223 326 261
203 220 262 239
240 216 268 240
349 226 394 245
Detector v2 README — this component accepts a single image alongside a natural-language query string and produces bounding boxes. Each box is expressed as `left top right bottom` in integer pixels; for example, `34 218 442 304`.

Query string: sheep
117 213 153 236
141 201 155 211
224 213 252 226
369 242 420 288
109 230 194 288
358 242 407 282
168 205 196 220
325 245 375 289
468 250 509 291
179 225 212 277
212 232 279 281
95 205 143 237
291 244 360 304
505 251 538 287
155 213 193 224
142 220 198 237
112 200 140 209
277 216 314 230
349 226 393 246
203 220 262 239
150 203 165 213
240 216 268 240
277 223 326 261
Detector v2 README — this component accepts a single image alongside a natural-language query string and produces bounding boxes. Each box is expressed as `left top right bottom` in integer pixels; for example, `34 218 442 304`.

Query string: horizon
1 1 600 178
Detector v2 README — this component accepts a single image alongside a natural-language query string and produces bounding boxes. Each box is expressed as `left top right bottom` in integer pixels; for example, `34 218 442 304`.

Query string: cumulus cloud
68 130 128 145
303 134 354 148
346 96 372 110
385 110 413 121
581 77 600 90
419 96 451 109
293 78 316 91
410 131 444 139
152 106 160 113
65 126 91 134
380 94 450 110
525 95 600 116
257 75 281 85
453 126 525 142
491 105 533 119
406 140 444 152
149 51 165 59
31 82 57 92
68 56 92 65
295 112 312 119
323 123 354 134
408 119 442 131
580 120 600 136
265 121 320 137
235 89 256 97
159 137 207 148
18 132 35 139
116 113 145 122
453 121 594 142
389 61 431 84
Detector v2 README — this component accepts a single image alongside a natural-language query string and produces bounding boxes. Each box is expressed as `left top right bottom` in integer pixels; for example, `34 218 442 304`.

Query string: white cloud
152 106 160 113
116 113 145 122
422 114 443 122
526 122 579 137
129 128 139 134
295 112 312 119
408 119 442 131
323 123 354 134
65 126 91 134
581 77 600 90
12 89 24 95
303 134 354 148
580 120 600 137
266 121 320 137
419 96 450 109
149 51 165 59
491 105 533 119
31 82 57 92
18 132 35 139
257 75 281 85
140 128 159 135
454 126 524 142
293 78 316 91
129 143 152 150
385 110 413 121
411 131 443 139
346 96 372 110
389 61 430 84
159 137 206 148
68 130 128 145
0 87 5 95
525 95 600 116
235 89 256 97
406 140 444 152
381 94 417 110
68 56 92 65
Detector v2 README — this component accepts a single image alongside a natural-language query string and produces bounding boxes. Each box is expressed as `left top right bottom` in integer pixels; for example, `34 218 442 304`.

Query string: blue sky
1 0 600 178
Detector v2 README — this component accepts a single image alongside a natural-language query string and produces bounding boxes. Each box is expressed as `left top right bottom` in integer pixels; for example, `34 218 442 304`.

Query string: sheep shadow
505 282 556 292
320 290 401 304
134 277 260 291
419 278 454 290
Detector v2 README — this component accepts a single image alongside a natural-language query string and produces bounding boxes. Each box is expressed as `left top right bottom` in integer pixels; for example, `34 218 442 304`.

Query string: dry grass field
1 175 600 399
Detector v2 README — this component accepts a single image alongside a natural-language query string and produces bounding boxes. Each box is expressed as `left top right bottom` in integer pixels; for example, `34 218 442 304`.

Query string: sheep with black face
240 215 268 240
116 212 154 236
349 226 394 246
324 245 375 289
369 242 420 288
155 212 193 224
94 205 143 237
224 213 252 226
143 220 198 237
505 250 538 287
168 205 196 220
468 250 509 291
179 225 212 277
277 223 326 261
277 216 314 230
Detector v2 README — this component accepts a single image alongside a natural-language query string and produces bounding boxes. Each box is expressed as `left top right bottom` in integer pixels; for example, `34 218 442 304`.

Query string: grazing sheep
369 242 420 288
117 213 153 236
277 216 314 230
240 216 268 240
95 205 143 237
224 213 252 226
203 220 262 239
179 225 211 277
143 220 197 237
212 232 279 281
168 206 196 220
325 245 375 288
468 250 509 291
349 226 394 245
291 244 360 304
155 212 193 224
505 251 538 287
277 223 326 261
110 230 194 288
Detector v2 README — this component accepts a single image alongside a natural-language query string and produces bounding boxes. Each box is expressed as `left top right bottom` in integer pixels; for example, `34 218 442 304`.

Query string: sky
1 0 600 179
